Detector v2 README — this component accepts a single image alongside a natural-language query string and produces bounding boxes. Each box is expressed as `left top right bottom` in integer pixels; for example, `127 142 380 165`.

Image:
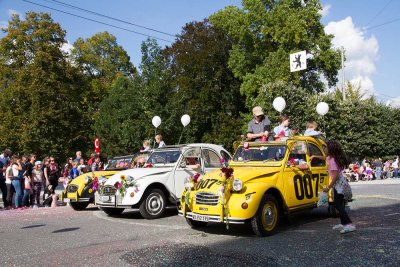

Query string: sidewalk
0 184 65 206
350 178 400 185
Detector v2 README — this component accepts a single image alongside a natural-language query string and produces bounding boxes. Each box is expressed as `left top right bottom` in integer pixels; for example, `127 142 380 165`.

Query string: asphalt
0 180 399 266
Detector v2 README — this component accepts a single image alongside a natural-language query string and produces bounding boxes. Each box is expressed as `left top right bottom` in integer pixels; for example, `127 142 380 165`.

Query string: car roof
238 136 326 147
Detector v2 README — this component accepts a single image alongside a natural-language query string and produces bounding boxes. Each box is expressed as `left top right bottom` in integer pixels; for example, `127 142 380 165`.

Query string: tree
92 75 147 156
164 20 245 150
210 0 341 107
0 12 87 159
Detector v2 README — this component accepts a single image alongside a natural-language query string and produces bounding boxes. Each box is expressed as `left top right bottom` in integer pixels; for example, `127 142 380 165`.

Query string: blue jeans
394 168 399 178
11 179 23 207
22 189 31 206
375 167 381 180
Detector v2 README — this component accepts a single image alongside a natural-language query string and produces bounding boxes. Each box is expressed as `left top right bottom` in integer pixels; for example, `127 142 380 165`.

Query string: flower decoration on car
183 172 202 205
114 175 139 197
92 175 107 191
219 167 235 229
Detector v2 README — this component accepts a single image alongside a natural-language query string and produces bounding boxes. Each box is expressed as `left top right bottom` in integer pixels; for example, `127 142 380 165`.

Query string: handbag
338 175 353 200
317 191 329 207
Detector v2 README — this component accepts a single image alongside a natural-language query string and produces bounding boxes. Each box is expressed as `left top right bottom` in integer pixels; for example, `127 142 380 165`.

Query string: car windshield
147 149 181 165
106 156 132 170
233 145 287 162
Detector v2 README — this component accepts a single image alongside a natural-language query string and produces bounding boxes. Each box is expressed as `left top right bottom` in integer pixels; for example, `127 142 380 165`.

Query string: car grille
99 186 116 196
195 192 219 206
66 185 78 193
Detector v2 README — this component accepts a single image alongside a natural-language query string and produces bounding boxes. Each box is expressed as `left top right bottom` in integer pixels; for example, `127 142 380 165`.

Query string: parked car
60 152 150 210
179 136 335 236
95 144 232 218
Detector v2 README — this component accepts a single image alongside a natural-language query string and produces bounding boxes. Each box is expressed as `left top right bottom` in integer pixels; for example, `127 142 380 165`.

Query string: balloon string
178 129 183 145
153 127 157 149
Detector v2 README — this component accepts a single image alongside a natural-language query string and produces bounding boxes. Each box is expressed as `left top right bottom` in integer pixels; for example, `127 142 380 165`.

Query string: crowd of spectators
343 157 399 182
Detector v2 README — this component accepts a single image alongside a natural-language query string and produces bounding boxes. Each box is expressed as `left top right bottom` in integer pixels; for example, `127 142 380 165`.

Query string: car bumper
178 210 246 224
94 194 132 208
60 191 91 203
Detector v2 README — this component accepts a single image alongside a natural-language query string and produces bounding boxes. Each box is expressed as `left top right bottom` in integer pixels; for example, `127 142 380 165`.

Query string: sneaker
332 224 344 230
32 205 39 209
340 224 356 234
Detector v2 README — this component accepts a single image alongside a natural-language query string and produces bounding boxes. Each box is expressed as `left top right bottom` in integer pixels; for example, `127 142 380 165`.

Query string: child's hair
143 140 150 147
155 134 163 141
306 121 317 129
280 115 290 123
327 140 350 169
72 162 78 168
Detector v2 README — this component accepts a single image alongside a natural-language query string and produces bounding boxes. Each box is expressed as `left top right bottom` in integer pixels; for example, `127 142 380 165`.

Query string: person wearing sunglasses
44 156 59 207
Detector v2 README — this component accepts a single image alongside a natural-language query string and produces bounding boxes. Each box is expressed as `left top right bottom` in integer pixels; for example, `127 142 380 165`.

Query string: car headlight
84 176 92 184
232 178 243 192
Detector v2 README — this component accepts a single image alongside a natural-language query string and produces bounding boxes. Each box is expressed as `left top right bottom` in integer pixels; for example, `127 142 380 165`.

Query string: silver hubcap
264 207 274 225
147 193 164 215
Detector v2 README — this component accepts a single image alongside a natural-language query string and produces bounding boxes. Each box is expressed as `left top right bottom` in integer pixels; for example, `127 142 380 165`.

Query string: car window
308 143 326 167
288 141 307 163
147 150 181 165
233 145 286 162
221 151 232 163
202 149 222 168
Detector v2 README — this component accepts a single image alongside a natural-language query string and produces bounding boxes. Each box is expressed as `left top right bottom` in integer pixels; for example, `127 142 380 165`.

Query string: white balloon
181 114 191 127
316 102 329 116
273 97 286 112
152 116 161 128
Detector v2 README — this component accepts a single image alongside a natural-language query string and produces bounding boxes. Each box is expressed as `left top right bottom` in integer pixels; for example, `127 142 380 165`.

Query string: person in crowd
304 121 323 136
19 155 27 202
23 154 36 206
373 158 382 180
5 160 14 209
31 161 43 208
392 157 399 178
22 163 32 208
365 163 373 181
74 151 82 163
141 140 151 152
155 134 166 148
10 155 23 210
313 140 356 234
78 158 88 174
62 157 72 180
273 115 291 141
0 149 10 209
41 157 50 202
87 153 96 168
44 156 59 207
70 162 80 179
247 106 271 142
384 159 391 179
91 156 102 172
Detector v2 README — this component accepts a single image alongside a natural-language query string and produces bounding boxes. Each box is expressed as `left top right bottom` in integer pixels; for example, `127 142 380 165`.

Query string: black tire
69 202 89 211
251 194 280 237
100 207 124 216
186 218 208 228
139 189 166 219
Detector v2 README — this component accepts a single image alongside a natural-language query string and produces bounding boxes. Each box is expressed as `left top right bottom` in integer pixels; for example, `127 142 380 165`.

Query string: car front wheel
69 202 89 211
251 194 280 237
139 189 166 219
100 207 124 216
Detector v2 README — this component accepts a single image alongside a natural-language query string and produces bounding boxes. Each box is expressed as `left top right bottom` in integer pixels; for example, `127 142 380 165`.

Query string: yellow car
179 136 334 236
60 152 150 210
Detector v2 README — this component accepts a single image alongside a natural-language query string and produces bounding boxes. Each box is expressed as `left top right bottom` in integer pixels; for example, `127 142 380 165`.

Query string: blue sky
1 0 399 106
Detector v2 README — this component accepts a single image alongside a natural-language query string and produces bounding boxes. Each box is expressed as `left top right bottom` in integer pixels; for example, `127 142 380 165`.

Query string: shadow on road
52 227 80 233
21 224 46 229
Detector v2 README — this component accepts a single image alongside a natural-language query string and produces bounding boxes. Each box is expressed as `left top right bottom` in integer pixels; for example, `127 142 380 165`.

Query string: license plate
64 198 70 203
192 214 209 222
100 196 114 202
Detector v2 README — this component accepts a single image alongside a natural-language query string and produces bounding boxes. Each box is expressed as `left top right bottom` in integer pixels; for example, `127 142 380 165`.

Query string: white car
95 143 232 219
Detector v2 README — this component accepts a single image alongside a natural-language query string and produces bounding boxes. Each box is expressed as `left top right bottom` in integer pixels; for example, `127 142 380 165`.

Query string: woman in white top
31 161 43 207
5 161 14 209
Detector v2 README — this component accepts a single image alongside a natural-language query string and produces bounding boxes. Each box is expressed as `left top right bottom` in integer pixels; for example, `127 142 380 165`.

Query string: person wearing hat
247 106 271 142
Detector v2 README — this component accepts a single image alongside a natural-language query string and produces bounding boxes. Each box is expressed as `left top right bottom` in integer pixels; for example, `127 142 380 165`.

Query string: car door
307 141 329 202
173 147 202 200
283 140 314 208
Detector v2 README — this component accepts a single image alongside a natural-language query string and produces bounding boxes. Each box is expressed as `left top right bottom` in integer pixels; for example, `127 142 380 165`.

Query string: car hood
202 166 281 184
69 171 119 187
104 167 174 185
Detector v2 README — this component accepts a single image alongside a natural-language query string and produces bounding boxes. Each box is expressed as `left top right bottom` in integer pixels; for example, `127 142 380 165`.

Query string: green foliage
0 12 87 160
163 20 244 150
92 75 146 156
210 0 341 104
